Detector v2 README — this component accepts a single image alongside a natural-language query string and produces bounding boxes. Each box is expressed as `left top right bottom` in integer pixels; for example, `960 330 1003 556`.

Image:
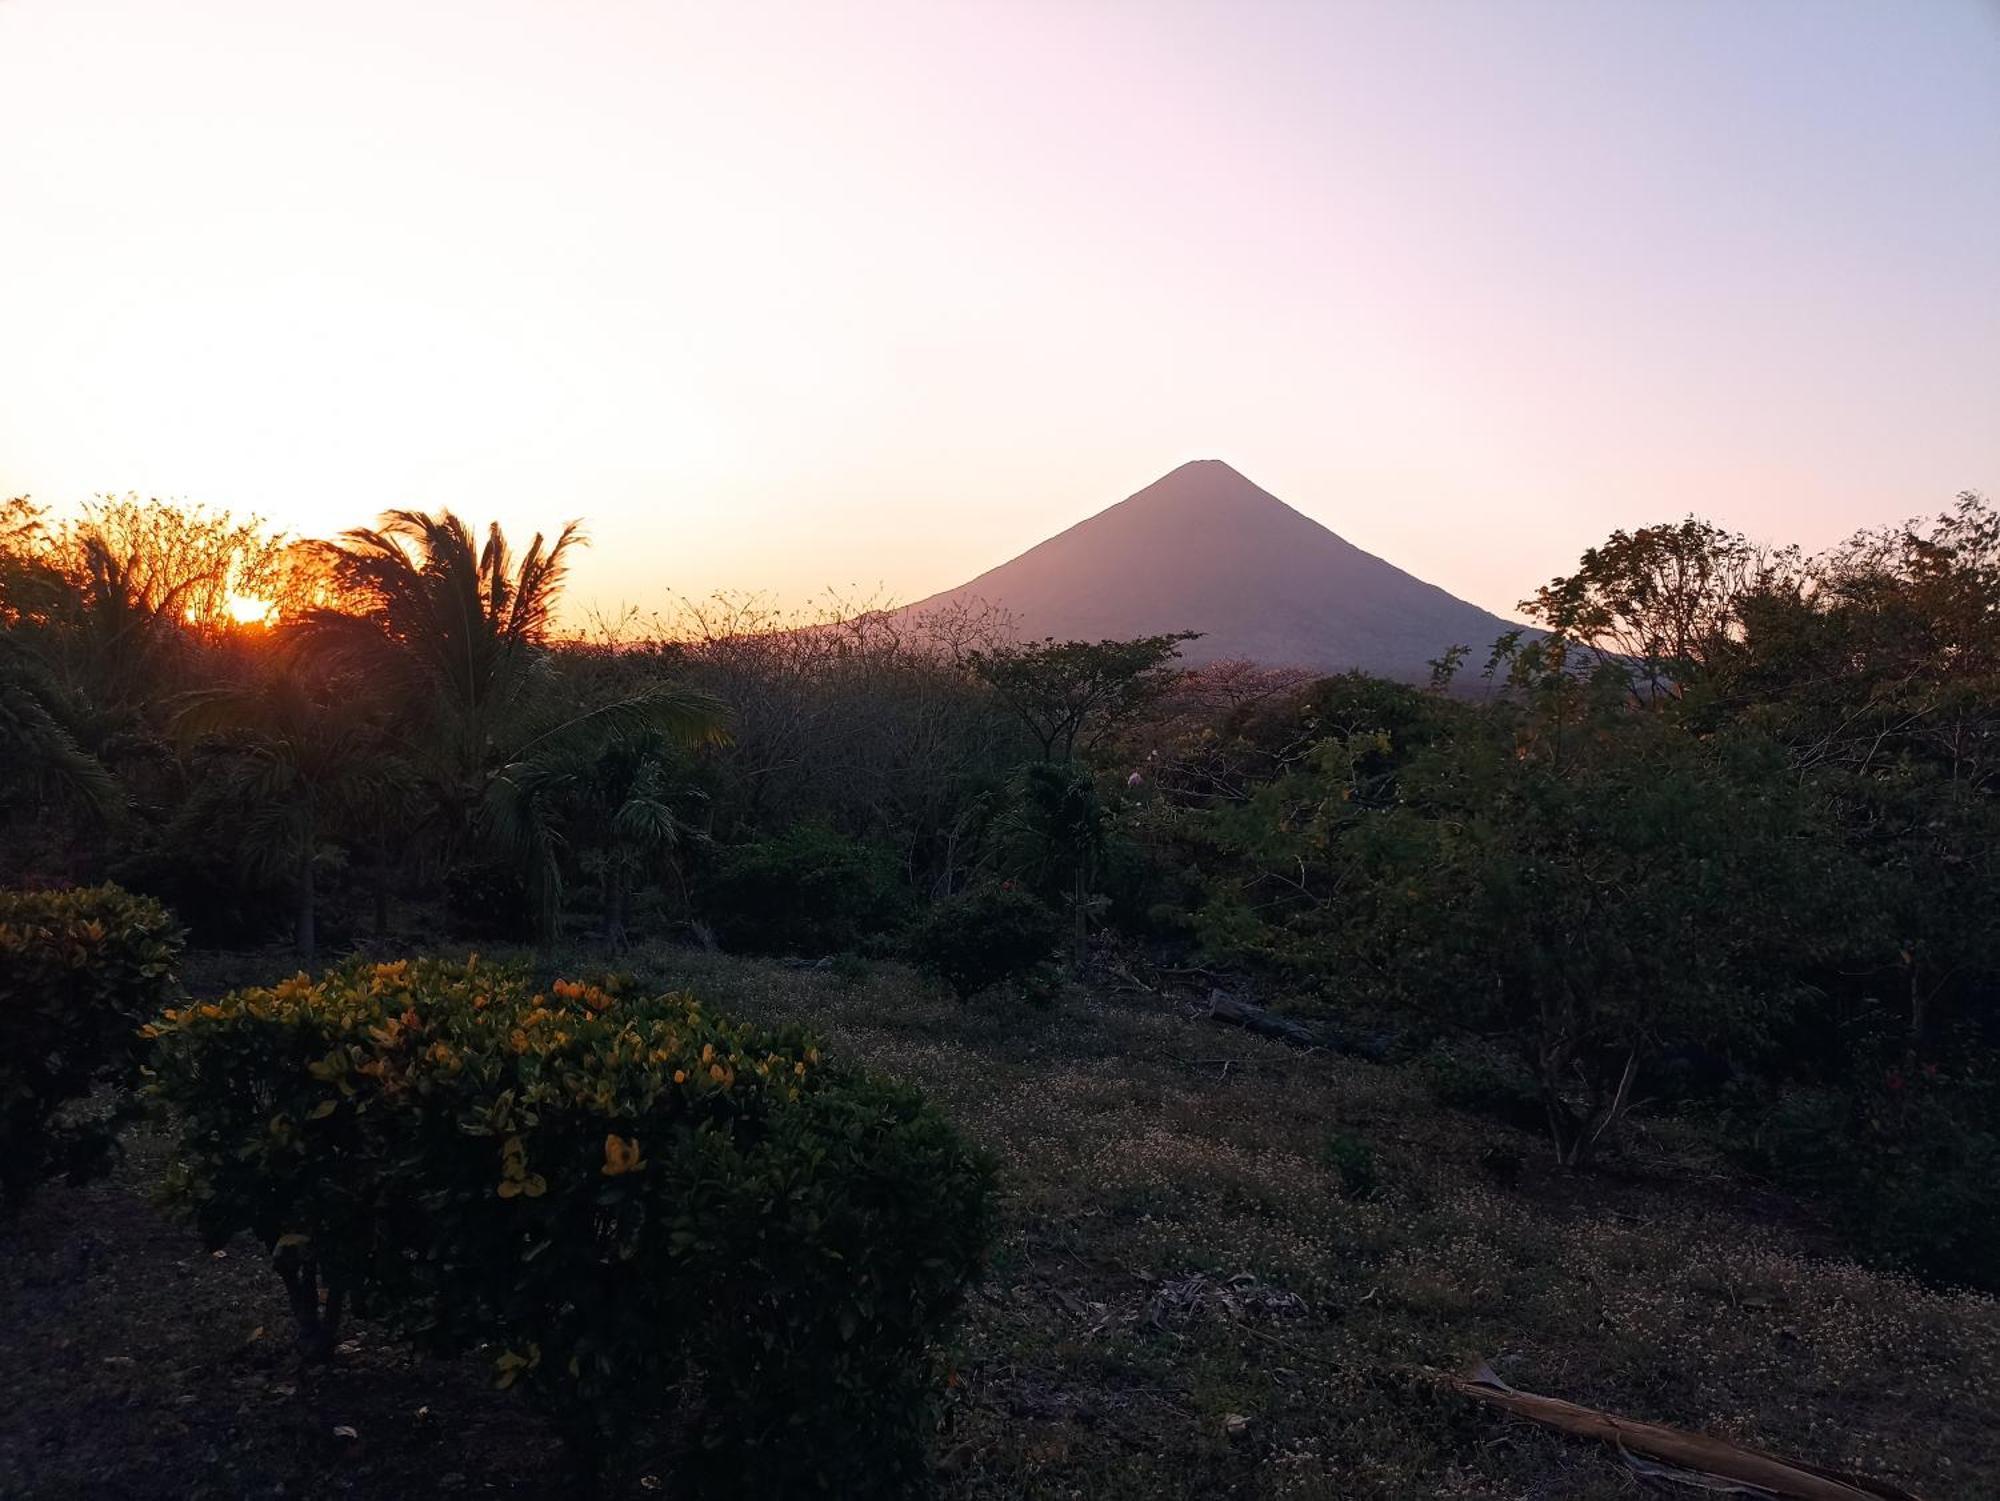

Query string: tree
1521 518 1796 700
298 510 587 810
1360 714 1843 1166
300 511 726 940
1181 665 1848 1168
968 633 1198 762
35 497 302 713
998 761 1107 969
171 663 393 960
0 635 123 829
1736 493 2000 1060
572 733 702 945
659 591 1020 896
0 501 124 837
484 723 712 947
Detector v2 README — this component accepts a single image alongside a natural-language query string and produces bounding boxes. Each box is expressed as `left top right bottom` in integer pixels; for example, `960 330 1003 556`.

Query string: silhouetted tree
969 633 1198 762
299 511 725 939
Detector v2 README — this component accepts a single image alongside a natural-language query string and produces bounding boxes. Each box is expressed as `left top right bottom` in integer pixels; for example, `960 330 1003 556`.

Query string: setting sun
224 593 276 627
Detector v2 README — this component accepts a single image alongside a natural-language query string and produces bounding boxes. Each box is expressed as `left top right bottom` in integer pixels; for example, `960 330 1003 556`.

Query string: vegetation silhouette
3 482 1998 1496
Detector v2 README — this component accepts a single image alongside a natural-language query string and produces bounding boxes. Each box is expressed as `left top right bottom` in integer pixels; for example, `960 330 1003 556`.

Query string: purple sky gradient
2 0 1994 620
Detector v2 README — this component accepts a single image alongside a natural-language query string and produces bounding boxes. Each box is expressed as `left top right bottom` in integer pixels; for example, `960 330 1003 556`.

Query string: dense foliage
911 883 1064 999
0 883 181 1207
699 824 909 956
145 957 995 1492
1147 500 2000 1279
6 487 1999 1287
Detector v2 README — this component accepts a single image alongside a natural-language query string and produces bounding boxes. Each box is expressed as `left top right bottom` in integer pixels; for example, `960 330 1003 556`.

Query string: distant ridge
903 460 1522 678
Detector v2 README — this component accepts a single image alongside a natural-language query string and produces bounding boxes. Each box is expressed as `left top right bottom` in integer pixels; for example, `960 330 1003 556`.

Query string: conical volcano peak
901 462 1521 679
1123 459 1296 518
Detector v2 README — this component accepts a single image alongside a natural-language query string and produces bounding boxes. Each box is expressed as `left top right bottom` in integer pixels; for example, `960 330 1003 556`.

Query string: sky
2 0 1995 624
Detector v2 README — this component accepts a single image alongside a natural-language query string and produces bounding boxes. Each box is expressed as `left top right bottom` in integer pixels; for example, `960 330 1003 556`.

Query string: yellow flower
494 1344 541 1389
601 1133 646 1177
673 1069 687 1085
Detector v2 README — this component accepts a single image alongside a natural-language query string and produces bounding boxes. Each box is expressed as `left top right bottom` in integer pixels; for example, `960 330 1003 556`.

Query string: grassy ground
4 944 1995 1498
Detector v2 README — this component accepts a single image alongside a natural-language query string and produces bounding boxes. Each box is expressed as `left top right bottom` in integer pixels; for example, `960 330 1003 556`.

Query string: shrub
827 949 872 987
910 883 1063 999
1420 1043 1548 1134
700 825 907 956
146 957 995 1493
1746 1069 2000 1291
1321 1131 1383 1201
443 858 534 939
0 883 182 1208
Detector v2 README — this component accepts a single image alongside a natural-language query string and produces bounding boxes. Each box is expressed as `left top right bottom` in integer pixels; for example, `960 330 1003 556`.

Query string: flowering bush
146 956 995 1492
0 884 182 1208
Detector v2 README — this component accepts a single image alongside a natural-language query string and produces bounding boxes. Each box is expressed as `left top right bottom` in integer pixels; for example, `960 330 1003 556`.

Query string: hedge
0 883 182 1208
145 956 995 1494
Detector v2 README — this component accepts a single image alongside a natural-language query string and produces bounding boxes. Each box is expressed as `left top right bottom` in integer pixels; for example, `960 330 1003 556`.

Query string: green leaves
0 884 182 1210
146 957 996 1493
967 632 1199 763
910 883 1062 999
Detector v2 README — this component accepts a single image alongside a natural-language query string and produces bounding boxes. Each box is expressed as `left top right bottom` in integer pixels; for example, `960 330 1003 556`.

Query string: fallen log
1204 990 1319 1047
1446 1361 1921 1500
1202 990 1395 1060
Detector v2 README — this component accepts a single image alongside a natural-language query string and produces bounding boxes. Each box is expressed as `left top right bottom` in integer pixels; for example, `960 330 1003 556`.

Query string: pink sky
2 0 1994 622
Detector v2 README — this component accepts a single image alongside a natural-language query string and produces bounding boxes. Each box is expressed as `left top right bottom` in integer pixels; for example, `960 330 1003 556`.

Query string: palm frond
0 658 125 821
510 684 730 765
482 760 569 942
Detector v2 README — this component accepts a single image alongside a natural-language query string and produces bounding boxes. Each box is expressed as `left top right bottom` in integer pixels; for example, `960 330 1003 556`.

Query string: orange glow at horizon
0 1 1993 623
182 593 279 629
225 593 277 627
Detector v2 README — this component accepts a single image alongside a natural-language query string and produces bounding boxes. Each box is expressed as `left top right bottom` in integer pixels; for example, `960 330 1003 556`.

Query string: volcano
904 460 1521 678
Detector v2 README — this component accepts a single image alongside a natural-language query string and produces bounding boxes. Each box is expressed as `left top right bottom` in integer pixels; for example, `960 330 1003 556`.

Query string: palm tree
2 500 125 826
565 732 705 946
171 665 391 960
299 511 726 941
0 635 124 825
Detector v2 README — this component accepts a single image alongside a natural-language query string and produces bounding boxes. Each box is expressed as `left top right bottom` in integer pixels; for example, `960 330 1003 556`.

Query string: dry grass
8 943 1989 1498
589 945 1999 1500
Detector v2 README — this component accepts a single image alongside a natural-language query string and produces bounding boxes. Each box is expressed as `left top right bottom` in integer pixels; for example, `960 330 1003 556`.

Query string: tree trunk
372 860 391 939
1541 1085 1579 1167
602 866 626 947
1570 1049 1640 1169
295 824 317 962
275 1250 342 1360
1071 865 1087 970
